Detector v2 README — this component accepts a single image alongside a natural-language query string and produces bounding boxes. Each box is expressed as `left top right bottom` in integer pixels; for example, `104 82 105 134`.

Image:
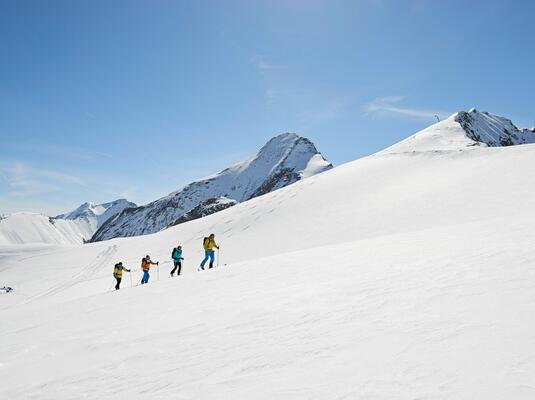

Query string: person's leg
209 251 215 268
200 251 210 269
115 277 121 290
145 270 150 283
177 261 182 275
171 261 178 276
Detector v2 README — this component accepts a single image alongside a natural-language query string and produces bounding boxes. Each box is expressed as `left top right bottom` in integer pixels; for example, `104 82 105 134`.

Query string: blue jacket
172 248 183 261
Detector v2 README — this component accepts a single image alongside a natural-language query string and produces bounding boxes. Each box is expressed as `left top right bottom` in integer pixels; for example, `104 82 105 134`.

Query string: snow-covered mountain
381 108 535 154
91 132 332 242
1 109 534 399
56 199 137 233
0 213 92 246
0 199 136 245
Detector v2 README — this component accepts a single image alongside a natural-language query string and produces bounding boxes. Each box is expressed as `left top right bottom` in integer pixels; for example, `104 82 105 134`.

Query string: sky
1 0 533 215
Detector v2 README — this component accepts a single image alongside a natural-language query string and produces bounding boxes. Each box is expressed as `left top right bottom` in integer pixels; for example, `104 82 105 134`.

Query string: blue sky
1 0 533 215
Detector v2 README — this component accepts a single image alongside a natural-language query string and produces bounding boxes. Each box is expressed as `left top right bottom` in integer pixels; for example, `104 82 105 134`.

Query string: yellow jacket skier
200 234 219 269
113 262 131 290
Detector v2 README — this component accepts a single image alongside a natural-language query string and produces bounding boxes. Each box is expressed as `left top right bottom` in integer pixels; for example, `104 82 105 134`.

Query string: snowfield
0 200 135 246
1 113 535 399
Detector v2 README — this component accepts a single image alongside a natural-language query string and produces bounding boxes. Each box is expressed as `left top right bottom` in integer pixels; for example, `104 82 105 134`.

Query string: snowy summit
380 108 535 154
91 132 332 241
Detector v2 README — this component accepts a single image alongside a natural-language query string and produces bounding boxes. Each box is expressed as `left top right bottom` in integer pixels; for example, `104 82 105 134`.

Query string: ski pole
217 247 221 268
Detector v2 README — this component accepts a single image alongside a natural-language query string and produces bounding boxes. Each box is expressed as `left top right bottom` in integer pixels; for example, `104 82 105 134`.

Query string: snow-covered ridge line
0 199 136 246
380 108 535 155
91 132 332 242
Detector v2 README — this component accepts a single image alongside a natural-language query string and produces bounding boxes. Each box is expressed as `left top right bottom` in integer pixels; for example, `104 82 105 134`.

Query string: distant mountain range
4 110 532 246
0 199 136 245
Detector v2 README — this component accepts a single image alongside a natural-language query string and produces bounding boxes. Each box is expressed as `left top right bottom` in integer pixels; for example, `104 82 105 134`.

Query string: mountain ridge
0 199 136 245
91 132 332 242
379 108 535 155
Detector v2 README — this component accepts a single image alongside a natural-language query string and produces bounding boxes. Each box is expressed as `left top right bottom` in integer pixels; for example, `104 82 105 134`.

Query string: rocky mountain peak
91 133 332 242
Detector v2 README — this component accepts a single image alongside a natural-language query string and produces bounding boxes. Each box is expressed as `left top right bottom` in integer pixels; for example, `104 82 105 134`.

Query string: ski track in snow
23 245 117 304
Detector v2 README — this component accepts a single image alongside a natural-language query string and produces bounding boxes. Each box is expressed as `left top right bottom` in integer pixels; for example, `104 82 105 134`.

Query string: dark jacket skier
171 245 184 276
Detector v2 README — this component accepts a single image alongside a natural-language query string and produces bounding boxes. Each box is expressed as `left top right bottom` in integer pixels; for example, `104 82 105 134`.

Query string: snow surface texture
1 110 535 399
91 133 332 242
0 199 135 245
380 108 535 154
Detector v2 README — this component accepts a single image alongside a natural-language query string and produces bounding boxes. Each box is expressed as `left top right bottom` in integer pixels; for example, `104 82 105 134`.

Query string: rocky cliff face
455 109 535 147
91 133 332 242
169 197 238 227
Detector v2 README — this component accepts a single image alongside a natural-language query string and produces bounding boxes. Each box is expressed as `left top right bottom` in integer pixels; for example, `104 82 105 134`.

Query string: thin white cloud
364 96 451 120
0 162 84 197
250 55 274 72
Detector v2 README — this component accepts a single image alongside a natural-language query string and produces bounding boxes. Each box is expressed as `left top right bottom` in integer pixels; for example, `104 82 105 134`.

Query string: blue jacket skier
171 245 184 276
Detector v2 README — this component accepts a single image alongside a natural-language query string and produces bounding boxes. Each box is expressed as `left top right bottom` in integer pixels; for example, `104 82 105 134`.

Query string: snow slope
1 112 535 398
381 108 535 154
0 199 136 245
0 213 90 245
91 133 332 242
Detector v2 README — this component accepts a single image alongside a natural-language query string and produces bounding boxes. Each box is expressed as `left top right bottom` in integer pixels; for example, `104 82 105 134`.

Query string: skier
200 233 219 270
1 286 13 293
170 245 184 277
113 262 131 290
141 255 159 284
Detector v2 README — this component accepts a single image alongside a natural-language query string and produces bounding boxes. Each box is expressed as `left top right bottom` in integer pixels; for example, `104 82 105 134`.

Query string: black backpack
203 237 209 247
171 247 178 258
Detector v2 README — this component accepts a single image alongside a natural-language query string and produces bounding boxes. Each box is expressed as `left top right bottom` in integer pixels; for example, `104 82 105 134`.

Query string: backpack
171 248 178 259
203 237 209 248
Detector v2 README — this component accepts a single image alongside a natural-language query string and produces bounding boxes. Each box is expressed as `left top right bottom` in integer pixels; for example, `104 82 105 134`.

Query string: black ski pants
171 261 182 276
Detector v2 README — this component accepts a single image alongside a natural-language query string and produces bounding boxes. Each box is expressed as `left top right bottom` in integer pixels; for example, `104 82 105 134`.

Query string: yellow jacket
113 264 130 278
203 237 218 251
